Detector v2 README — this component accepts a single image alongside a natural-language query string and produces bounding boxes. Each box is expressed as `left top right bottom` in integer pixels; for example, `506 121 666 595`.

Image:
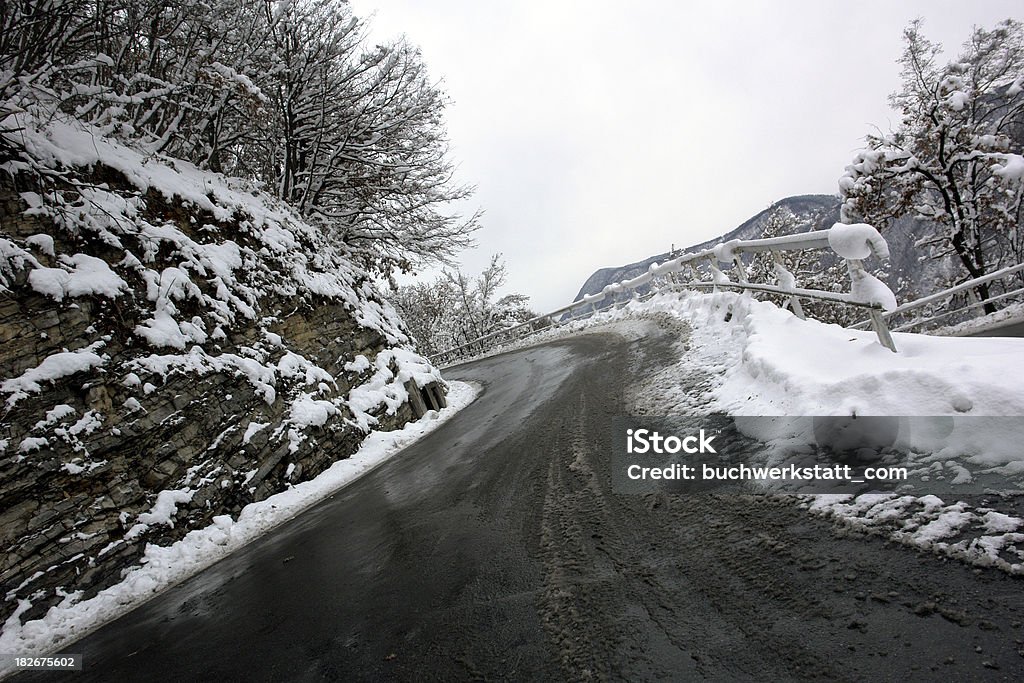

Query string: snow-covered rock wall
0 113 446 624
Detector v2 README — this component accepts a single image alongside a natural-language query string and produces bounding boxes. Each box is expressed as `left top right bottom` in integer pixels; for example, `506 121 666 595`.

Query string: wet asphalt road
17 326 1024 681
967 321 1024 338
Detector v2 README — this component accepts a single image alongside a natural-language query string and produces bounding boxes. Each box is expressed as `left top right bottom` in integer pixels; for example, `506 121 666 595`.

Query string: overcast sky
351 0 1022 312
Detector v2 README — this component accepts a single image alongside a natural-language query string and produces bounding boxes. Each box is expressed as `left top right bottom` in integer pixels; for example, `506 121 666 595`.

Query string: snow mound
640 290 1024 417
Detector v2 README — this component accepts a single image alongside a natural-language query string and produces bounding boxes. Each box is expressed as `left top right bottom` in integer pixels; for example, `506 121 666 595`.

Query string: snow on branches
839 19 1024 311
0 0 478 274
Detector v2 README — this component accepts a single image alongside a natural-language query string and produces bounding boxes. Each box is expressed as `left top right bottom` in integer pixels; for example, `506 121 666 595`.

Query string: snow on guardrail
851 262 1024 335
431 222 898 364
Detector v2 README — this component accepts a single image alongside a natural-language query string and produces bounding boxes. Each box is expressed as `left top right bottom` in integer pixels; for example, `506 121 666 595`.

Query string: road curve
16 325 1024 681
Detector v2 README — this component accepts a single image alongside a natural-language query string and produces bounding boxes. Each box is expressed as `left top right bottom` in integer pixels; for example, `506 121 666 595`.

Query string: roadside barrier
431 222 899 365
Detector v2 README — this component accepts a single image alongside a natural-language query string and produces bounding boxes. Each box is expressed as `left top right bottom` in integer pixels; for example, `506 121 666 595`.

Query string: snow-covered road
13 325 1024 681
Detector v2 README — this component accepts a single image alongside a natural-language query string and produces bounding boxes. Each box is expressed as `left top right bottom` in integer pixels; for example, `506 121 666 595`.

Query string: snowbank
617 290 1024 418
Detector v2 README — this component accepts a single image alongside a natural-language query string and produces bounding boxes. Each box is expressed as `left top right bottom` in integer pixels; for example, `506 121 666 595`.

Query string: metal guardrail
431 225 899 366
850 262 1024 334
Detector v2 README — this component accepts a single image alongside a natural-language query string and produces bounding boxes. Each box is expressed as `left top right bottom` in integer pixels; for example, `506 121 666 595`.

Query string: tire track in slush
538 392 615 680
532 325 1024 681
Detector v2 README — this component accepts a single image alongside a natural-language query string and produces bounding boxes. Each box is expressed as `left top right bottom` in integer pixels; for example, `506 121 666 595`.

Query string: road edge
0 381 483 676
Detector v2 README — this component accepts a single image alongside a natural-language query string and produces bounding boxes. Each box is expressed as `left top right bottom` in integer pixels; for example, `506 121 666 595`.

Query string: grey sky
351 0 1023 313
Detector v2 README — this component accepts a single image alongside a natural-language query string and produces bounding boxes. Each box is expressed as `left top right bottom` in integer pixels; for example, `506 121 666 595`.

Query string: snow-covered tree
840 19 1024 311
0 0 478 276
254 1 479 274
389 278 460 357
390 254 534 355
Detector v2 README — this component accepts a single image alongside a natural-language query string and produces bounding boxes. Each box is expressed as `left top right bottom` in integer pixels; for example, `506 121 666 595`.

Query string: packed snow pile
655 291 1024 418
0 111 448 626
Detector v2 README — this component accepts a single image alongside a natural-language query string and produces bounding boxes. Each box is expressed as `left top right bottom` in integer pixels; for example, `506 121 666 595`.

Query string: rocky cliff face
0 115 446 623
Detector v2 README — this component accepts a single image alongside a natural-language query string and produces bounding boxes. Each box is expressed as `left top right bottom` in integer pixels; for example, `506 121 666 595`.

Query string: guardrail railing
850 262 1024 334
430 222 899 366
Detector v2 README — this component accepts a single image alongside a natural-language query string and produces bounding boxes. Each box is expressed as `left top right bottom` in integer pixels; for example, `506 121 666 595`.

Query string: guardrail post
868 309 897 352
731 255 748 284
846 258 897 352
707 257 725 293
771 249 805 319
688 262 701 291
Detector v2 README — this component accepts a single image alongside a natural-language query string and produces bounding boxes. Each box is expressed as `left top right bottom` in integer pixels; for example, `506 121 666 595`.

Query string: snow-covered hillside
0 109 450 629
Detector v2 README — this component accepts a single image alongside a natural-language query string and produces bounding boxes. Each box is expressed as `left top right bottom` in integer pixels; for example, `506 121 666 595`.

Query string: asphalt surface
967 321 1024 337
16 324 1024 681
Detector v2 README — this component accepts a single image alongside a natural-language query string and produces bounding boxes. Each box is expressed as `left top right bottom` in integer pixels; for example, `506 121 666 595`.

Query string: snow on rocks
241 421 269 444
346 349 445 432
1 343 107 408
343 354 371 374
0 382 479 673
0 237 42 291
0 108 452 640
285 393 340 452
128 348 279 405
1 110 398 353
124 489 196 539
28 254 127 302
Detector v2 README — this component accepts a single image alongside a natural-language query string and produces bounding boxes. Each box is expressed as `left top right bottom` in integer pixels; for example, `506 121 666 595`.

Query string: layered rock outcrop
0 115 445 623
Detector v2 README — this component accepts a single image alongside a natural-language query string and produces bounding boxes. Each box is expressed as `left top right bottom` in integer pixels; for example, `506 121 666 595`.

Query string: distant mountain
571 194 948 306
572 195 839 302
